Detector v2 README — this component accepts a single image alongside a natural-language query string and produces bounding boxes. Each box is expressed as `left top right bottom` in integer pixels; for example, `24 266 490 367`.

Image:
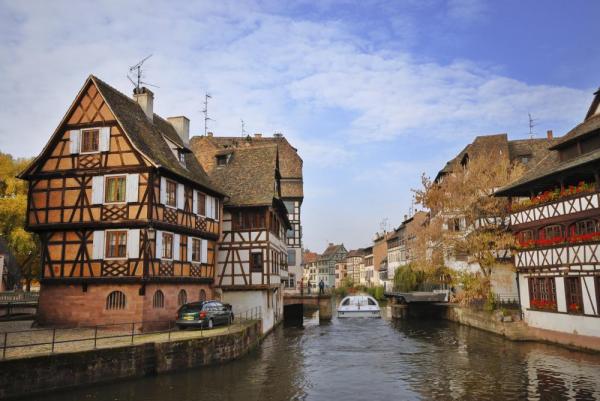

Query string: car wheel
207 319 213 329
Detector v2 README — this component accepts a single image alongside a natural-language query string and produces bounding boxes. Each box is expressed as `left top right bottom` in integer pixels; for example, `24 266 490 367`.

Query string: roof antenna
202 93 214 136
127 55 158 92
528 113 537 139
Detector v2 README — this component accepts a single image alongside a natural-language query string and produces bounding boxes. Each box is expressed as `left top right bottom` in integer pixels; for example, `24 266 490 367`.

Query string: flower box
510 181 596 212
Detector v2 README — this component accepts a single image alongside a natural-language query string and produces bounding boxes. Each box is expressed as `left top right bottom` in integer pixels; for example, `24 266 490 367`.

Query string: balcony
515 242 600 268
510 189 600 226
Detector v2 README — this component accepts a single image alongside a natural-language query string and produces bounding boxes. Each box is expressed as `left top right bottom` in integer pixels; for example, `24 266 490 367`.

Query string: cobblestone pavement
0 319 257 360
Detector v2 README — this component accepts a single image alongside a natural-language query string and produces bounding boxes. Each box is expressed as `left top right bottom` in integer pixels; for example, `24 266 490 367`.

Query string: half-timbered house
496 90 600 339
191 144 290 333
19 76 225 328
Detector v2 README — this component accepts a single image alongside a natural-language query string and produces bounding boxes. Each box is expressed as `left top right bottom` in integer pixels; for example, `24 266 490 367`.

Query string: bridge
0 292 39 321
283 292 334 324
384 290 449 319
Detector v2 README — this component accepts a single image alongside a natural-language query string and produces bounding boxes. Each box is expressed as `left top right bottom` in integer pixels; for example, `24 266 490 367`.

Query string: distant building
362 247 374 286
316 243 347 288
345 249 366 285
302 250 319 289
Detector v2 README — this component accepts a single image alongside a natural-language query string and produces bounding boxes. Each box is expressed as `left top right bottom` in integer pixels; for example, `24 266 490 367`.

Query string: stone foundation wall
0 321 261 400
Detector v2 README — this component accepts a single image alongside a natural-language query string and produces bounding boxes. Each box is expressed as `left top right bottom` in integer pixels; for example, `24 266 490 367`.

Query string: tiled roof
346 249 365 258
207 145 280 207
92 76 223 195
319 243 346 260
549 114 600 150
303 251 319 264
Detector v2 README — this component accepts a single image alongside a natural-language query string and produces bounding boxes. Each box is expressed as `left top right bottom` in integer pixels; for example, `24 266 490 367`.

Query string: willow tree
412 150 526 292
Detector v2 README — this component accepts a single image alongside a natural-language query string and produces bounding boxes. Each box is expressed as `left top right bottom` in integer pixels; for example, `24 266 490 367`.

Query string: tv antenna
528 113 537 139
127 55 158 91
379 218 389 234
202 93 214 136
241 119 247 137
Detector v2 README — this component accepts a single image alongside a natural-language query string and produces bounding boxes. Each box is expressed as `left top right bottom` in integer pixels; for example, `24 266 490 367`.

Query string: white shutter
192 191 198 215
177 184 185 210
127 229 140 259
93 231 105 259
155 230 163 259
211 197 217 219
91 176 104 204
215 198 220 219
206 196 213 219
99 127 110 152
69 130 80 154
160 177 167 205
126 174 139 203
173 234 180 260
187 237 193 262
201 239 208 264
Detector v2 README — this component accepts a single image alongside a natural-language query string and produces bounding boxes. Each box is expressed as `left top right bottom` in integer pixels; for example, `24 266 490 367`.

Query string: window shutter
442 220 448 230
177 184 185 210
91 176 105 204
211 197 217 219
192 191 198 215
127 229 140 259
187 237 193 262
215 198 220 220
99 127 110 152
155 230 163 259
160 177 167 205
205 195 211 219
126 174 139 203
69 130 80 154
93 231 105 259
201 239 208 264
173 234 180 260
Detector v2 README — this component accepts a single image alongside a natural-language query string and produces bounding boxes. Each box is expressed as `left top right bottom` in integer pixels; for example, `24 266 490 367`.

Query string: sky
1 0 599 253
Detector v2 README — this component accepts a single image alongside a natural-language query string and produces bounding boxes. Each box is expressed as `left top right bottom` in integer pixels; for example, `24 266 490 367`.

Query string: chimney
207 132 214 137
167 116 190 145
254 133 262 138
133 87 154 121
404 214 408 221
547 130 553 140
273 132 283 138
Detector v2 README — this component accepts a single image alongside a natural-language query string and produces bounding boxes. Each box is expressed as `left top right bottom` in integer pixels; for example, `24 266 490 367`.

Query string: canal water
33 309 600 401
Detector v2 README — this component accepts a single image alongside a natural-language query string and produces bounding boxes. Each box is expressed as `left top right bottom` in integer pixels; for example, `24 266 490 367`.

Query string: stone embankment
443 305 600 353
0 320 262 400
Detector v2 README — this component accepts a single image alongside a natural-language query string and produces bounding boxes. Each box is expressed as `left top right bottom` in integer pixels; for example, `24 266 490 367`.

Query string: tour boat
337 295 381 318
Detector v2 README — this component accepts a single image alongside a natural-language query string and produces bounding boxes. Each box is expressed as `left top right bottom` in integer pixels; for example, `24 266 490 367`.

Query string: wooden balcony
510 191 600 226
515 242 600 269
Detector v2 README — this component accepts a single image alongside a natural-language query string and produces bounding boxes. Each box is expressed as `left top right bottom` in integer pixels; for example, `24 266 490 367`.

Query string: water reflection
32 308 600 401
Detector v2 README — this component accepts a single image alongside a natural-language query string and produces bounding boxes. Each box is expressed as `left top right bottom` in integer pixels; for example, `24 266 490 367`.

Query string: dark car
176 301 233 330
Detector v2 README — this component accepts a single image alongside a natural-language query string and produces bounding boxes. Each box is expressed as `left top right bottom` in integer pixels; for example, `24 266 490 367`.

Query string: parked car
176 301 233 329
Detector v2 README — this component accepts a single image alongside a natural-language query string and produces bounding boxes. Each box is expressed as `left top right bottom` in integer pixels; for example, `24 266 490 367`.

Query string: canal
33 309 600 401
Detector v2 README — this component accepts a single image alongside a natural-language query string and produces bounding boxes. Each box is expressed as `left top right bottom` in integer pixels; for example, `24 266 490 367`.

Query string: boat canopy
340 295 378 307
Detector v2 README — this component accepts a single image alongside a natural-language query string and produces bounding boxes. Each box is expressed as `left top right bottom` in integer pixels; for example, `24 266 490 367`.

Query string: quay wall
442 305 600 353
0 321 262 400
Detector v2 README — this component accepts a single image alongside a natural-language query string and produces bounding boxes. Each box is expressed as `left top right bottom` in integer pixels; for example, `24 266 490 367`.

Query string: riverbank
0 320 262 400
443 304 600 353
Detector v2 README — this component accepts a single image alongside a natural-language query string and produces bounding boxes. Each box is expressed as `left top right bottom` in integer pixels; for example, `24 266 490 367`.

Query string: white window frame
164 179 178 209
103 174 127 205
104 229 128 260
161 232 174 261
79 127 110 154
191 237 201 263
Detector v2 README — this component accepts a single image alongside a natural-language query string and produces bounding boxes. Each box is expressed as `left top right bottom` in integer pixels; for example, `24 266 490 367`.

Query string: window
233 210 265 230
197 193 206 215
191 238 201 262
543 225 562 240
153 290 165 308
177 290 187 306
448 218 461 232
528 277 557 311
250 252 263 272
288 250 296 266
518 230 534 244
199 289 207 301
565 277 583 314
287 228 294 239
104 176 126 203
178 151 186 164
106 291 126 310
81 128 99 153
284 200 294 214
166 180 177 207
105 231 127 259
520 155 531 164
162 232 173 260
575 220 597 236
216 155 228 166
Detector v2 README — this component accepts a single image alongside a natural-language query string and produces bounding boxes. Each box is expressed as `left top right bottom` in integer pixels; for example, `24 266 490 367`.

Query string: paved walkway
0 319 257 360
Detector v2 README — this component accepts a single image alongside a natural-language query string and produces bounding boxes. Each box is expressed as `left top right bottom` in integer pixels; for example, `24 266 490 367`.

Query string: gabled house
19 76 225 328
316 243 347 288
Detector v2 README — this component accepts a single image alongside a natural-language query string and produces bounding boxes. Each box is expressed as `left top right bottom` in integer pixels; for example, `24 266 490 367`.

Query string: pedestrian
300 278 304 296
307 280 312 294
319 279 325 295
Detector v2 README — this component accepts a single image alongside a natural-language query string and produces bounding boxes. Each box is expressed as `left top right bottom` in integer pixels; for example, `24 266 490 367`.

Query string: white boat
337 295 381 318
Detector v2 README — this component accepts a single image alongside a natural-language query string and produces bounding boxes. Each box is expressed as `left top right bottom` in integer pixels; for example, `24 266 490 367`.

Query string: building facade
496 91 600 338
19 76 224 329
316 243 347 289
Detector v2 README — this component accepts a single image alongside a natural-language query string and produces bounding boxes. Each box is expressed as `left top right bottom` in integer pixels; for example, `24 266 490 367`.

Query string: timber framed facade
497 89 600 339
20 76 225 329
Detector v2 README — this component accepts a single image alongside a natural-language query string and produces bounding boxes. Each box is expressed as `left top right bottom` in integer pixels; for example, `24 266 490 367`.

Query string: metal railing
0 306 262 360
0 291 39 302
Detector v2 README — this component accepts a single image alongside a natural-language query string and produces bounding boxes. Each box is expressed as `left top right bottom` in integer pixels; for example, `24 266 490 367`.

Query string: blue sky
1 0 599 252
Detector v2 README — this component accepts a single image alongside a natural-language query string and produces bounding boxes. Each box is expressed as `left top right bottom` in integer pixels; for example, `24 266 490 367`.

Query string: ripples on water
33 308 600 401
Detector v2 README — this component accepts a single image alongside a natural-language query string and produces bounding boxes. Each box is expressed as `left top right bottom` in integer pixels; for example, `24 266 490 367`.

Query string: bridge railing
0 306 262 360
0 291 39 303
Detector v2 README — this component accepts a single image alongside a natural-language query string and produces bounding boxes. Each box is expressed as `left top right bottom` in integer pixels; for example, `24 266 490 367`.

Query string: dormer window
178 151 186 165
81 129 100 153
216 155 228 166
